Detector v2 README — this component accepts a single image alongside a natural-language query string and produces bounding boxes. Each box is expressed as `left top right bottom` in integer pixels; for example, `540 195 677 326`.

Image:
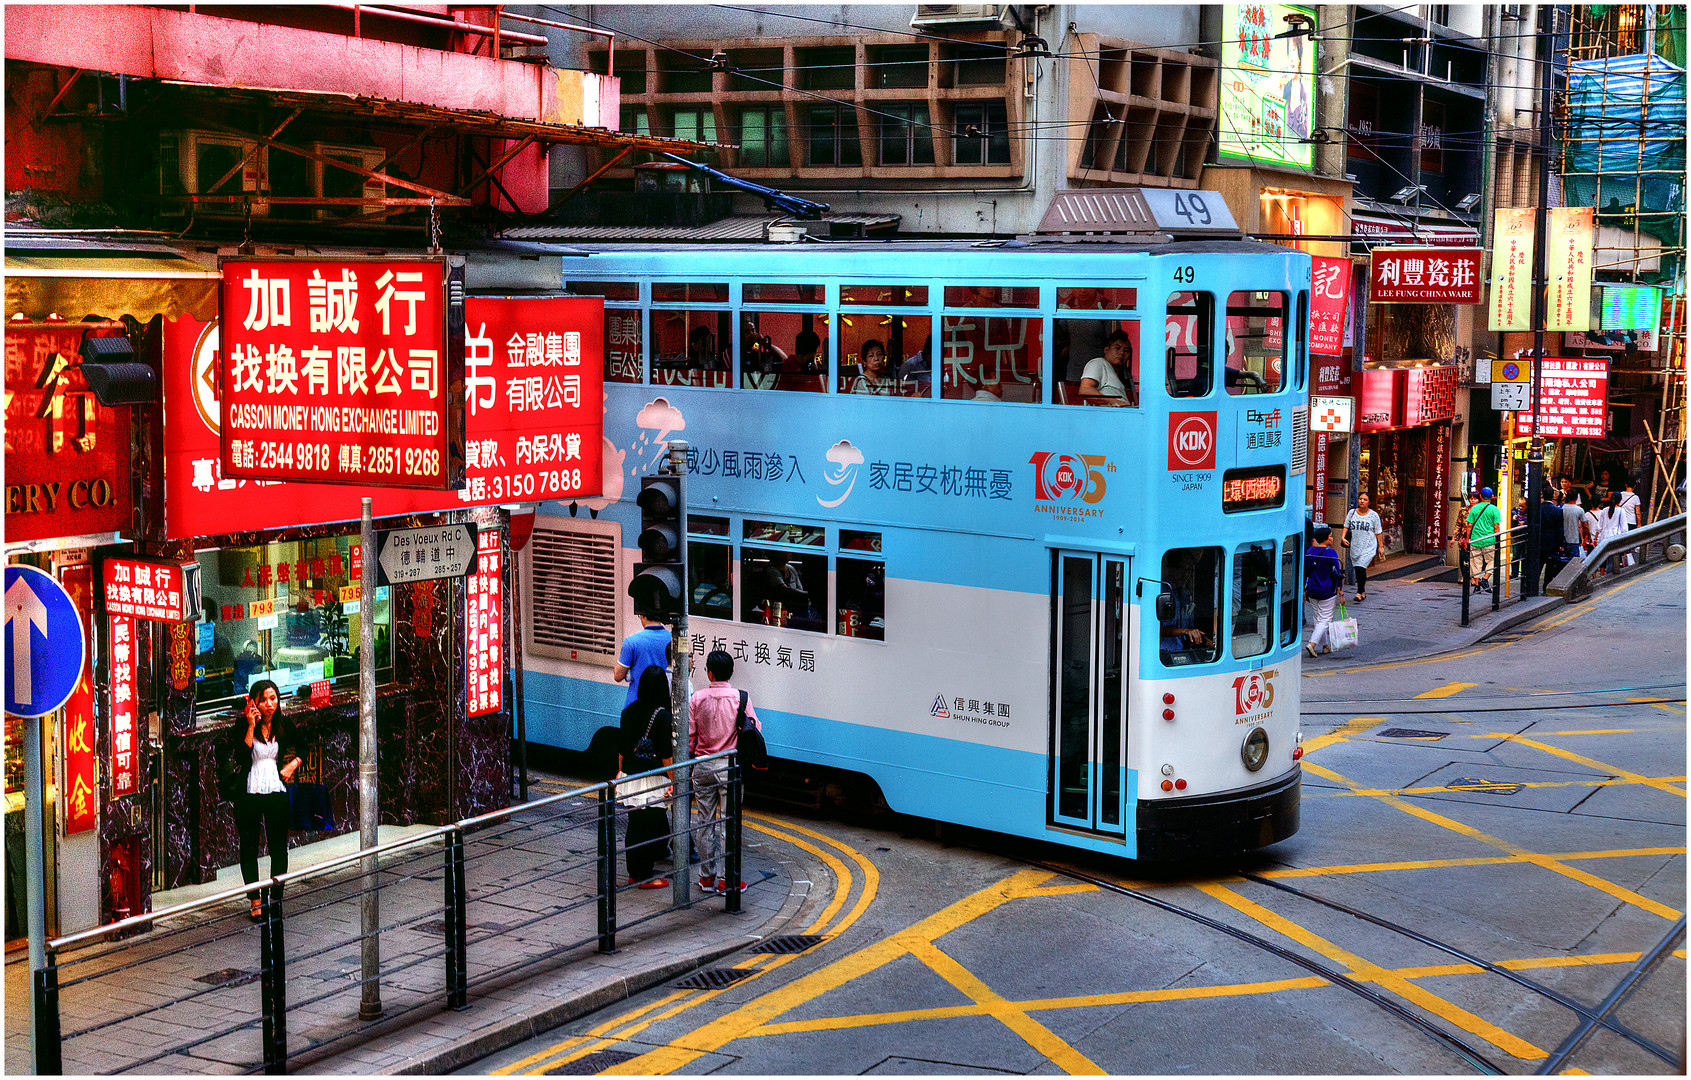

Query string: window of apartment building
590 52 647 95
728 48 784 92
953 102 1010 165
670 108 717 145
798 46 856 90
1420 99 1445 174
950 43 1007 86
660 55 713 94
1346 82 1379 160
875 45 930 88
620 106 650 138
737 106 789 167
807 105 862 166
880 104 935 166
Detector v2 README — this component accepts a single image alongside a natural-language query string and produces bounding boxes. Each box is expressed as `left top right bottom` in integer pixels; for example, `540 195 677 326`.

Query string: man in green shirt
1466 486 1502 593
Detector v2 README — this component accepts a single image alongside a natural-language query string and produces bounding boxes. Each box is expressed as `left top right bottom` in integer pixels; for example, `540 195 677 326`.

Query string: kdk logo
1167 411 1217 470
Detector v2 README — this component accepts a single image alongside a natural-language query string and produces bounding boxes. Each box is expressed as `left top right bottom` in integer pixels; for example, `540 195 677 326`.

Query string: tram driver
1158 548 1221 664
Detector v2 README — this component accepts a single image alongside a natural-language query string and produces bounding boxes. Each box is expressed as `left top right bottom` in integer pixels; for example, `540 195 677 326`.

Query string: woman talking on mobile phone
233 679 302 920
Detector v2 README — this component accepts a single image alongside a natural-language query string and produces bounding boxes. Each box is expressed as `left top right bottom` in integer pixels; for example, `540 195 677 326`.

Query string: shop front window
193 536 393 709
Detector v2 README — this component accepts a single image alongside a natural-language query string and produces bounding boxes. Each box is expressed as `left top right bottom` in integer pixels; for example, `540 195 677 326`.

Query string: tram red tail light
1160 779 1173 792
1292 746 1305 760
1162 693 1175 705
1174 778 1187 790
1162 709 1175 721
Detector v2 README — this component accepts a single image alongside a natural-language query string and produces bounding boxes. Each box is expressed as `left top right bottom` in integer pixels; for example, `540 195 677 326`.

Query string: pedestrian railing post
725 756 743 915
1459 542 1471 627
259 881 288 1074
34 952 62 1075
596 785 617 954
1492 532 1502 611
444 828 469 1010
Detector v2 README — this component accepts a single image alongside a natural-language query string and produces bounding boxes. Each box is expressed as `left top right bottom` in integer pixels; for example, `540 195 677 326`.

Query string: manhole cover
752 935 825 955
194 968 259 987
673 967 754 989
1449 777 1524 795
1381 728 1449 740
544 1049 639 1074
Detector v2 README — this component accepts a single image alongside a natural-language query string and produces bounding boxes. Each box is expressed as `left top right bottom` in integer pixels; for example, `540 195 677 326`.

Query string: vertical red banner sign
59 564 99 834
169 622 193 693
109 617 138 798
1309 256 1351 356
1426 421 1452 551
1312 432 1331 524
465 530 502 718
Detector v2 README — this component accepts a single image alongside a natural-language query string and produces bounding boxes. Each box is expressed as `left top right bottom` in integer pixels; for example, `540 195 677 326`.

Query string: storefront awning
1350 211 1481 247
6 252 221 323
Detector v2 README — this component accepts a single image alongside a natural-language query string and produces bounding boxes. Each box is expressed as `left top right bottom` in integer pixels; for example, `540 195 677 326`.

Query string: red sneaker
636 878 670 890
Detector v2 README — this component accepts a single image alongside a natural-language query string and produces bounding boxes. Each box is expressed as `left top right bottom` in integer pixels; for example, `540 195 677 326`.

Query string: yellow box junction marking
1416 682 1478 698
1482 732 1687 798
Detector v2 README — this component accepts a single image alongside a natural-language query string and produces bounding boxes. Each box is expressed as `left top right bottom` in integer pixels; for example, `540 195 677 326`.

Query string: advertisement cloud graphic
818 440 863 508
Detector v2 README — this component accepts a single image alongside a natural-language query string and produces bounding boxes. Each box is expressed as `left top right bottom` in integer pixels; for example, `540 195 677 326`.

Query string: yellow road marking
1258 846 1686 879
1492 733 1687 798
747 814 883 938
1629 697 1687 714
1301 715 1383 755
1196 882 1547 1060
1417 682 1478 698
1538 729 1635 735
1311 775 1688 799
1302 761 1682 920
494 991 695 1075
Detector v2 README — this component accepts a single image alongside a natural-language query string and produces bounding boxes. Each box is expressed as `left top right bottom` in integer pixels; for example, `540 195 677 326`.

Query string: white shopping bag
1327 603 1359 651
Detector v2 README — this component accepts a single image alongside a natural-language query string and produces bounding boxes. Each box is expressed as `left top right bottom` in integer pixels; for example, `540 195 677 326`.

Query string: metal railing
33 752 744 1075
1552 513 1687 602
1457 522 1524 627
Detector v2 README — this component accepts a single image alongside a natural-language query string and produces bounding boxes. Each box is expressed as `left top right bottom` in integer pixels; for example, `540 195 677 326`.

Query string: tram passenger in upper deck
847 339 898 395
789 330 824 374
1077 330 1136 407
689 326 728 371
740 315 788 390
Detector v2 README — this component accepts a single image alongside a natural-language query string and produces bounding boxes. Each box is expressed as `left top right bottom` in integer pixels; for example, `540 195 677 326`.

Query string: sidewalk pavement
5 791 830 1076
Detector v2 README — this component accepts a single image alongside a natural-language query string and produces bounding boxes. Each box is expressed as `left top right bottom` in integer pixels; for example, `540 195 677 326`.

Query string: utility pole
1523 4 1560 596
358 498 382 1019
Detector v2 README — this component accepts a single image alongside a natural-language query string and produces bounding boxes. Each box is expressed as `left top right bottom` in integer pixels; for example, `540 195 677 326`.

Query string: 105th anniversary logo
1029 452 1113 520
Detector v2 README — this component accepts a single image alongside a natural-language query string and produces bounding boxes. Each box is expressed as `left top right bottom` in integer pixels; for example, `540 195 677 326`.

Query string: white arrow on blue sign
5 565 86 718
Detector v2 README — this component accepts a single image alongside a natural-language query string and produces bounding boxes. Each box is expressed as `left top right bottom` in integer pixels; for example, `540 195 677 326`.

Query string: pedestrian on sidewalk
1561 487 1586 557
688 650 761 894
620 666 675 889
1618 475 1642 528
1466 487 1502 593
1304 527 1344 658
231 680 301 921
1341 494 1382 601
613 610 672 708
1594 491 1630 574
1539 488 1569 591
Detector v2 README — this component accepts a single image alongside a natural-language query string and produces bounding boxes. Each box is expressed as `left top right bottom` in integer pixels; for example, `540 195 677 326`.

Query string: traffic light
628 475 683 619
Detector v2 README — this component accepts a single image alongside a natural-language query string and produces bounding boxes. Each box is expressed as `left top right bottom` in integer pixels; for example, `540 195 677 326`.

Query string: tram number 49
1171 193 1213 225
1173 265 1196 284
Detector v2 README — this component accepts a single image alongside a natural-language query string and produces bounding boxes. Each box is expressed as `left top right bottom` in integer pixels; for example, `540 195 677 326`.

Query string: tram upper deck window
1225 291 1286 395
841 315 931 396
1055 318 1139 407
1231 541 1276 659
1159 547 1221 667
943 285 1039 309
741 311 830 393
650 310 732 389
652 282 729 304
841 284 929 306
566 283 642 385
742 283 824 305
941 314 1043 403
1165 291 1214 397
1057 286 1137 311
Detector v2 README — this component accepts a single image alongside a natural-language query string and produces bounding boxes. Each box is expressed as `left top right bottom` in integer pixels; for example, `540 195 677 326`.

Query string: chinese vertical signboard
466 530 502 718
219 258 464 489
1219 3 1317 169
3 321 134 543
1309 255 1350 355
1426 421 1452 551
1489 208 1536 331
1547 207 1594 333
61 565 99 834
1368 248 1483 304
1514 358 1610 438
109 617 138 798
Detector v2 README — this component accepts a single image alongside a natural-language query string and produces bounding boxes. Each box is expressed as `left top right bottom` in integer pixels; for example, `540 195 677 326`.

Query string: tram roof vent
1029 188 1244 243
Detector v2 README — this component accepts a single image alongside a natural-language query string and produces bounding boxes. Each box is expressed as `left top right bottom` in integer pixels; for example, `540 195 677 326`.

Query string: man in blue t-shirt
614 613 673 707
1303 526 1344 658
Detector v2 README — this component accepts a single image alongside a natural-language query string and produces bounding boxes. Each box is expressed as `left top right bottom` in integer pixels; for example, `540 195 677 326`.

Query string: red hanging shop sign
1309 255 1351 356
103 558 201 622
109 616 138 798
60 565 99 834
1368 247 1483 305
218 258 464 490
466 530 502 718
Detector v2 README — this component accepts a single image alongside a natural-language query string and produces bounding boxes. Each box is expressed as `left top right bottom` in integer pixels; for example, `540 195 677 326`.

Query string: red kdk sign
1168 411 1217 470
1369 247 1483 304
219 258 463 489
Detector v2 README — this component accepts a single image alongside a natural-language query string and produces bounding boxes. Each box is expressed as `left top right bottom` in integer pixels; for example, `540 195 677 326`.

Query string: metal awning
5 250 221 322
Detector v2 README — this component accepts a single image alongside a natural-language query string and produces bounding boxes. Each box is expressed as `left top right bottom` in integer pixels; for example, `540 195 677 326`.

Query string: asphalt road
467 565 1686 1076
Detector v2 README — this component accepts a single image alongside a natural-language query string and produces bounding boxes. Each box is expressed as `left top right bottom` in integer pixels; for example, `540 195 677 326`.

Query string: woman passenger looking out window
847 339 897 395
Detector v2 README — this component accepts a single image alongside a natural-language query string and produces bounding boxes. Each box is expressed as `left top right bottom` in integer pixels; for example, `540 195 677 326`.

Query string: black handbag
734 690 768 771
216 744 248 803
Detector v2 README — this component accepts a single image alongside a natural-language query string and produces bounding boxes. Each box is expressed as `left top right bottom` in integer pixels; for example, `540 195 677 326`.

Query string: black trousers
1353 565 1369 595
235 791 292 897
625 807 670 881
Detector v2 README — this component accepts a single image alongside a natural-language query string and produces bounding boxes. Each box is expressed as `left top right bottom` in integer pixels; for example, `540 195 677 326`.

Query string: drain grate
194 968 259 987
1381 728 1449 740
752 934 825 955
544 1049 639 1074
672 967 755 990
1449 777 1524 795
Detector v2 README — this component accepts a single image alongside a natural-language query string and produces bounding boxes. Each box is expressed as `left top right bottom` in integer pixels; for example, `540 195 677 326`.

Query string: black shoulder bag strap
734 690 748 733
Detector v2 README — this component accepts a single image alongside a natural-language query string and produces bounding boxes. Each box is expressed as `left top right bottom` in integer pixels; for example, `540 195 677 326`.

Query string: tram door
1049 552 1129 836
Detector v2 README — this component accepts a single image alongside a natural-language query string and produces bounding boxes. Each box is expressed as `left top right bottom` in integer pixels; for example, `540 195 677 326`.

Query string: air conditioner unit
910 4 999 28
158 131 267 218
310 144 388 221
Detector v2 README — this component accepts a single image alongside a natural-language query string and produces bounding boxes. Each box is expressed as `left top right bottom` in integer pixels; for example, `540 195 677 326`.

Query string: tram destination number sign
1137 189 1241 235
376 523 477 585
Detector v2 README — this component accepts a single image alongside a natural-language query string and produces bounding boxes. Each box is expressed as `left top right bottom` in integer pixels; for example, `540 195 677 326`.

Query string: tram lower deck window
1232 541 1276 659
1159 547 1221 666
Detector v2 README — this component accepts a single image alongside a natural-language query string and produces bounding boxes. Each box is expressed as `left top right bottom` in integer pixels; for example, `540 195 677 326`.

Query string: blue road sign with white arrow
5 565 86 718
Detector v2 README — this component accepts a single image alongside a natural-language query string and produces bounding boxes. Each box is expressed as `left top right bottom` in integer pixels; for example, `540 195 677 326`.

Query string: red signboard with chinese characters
61 565 99 834
466 530 502 718
3 322 134 543
164 296 603 537
1426 421 1452 551
1515 358 1610 439
219 258 462 489
1404 366 1459 426
1354 368 1402 432
109 616 139 798
103 558 192 622
1309 256 1351 355
1311 431 1331 524
1368 247 1483 304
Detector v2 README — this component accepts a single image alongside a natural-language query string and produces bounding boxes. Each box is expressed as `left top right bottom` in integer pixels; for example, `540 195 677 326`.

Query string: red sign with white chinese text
109 616 138 798
1311 431 1330 524
1515 358 1610 439
3 322 134 543
103 559 190 622
466 530 502 718
1369 247 1483 304
1354 368 1402 432
219 258 461 489
61 565 99 834
164 296 604 537
1310 256 1351 355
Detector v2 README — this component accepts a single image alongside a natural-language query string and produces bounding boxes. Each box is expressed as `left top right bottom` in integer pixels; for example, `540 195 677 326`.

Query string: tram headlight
1241 727 1270 772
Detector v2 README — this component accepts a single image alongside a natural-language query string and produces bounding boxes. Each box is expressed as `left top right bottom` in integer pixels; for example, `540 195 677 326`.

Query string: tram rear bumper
1135 768 1300 860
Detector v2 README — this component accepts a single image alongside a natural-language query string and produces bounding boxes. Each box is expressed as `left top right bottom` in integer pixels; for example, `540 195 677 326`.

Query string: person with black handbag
619 667 674 889
228 680 301 921
687 650 762 895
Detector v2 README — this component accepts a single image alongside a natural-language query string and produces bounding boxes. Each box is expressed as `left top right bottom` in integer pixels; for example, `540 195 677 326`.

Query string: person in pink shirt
688 650 760 894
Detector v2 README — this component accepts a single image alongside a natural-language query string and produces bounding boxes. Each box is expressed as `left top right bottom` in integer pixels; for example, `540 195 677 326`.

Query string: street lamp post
1522 4 1561 597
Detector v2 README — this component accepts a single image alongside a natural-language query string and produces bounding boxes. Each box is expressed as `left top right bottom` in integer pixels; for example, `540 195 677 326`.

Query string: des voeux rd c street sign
5 565 86 718
377 523 478 586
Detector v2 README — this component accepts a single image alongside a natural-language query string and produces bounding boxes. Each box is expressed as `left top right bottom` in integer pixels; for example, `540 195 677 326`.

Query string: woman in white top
1342 494 1383 601
1593 491 1631 574
1077 330 1134 407
847 339 897 396
234 679 301 920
